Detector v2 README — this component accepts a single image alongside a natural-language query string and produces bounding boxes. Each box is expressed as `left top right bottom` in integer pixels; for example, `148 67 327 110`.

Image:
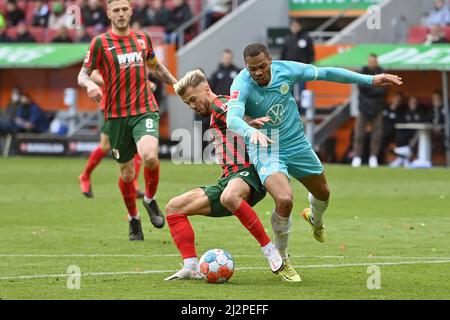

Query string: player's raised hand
250 130 274 147
372 74 403 87
247 116 271 128
86 82 103 103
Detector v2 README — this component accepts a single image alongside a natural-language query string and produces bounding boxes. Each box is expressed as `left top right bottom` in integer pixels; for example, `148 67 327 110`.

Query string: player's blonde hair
173 69 208 97
107 0 131 5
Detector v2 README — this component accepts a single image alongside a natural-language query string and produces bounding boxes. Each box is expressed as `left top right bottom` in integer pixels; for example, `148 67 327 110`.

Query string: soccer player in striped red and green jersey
77 0 177 241
163 70 286 281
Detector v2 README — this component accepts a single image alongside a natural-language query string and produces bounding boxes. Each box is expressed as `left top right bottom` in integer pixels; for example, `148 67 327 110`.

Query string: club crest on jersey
266 104 284 125
137 38 146 49
279 83 290 95
112 148 120 160
231 90 240 100
117 52 144 68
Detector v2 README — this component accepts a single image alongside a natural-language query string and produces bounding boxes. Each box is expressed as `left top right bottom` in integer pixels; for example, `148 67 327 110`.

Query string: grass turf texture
0 157 449 299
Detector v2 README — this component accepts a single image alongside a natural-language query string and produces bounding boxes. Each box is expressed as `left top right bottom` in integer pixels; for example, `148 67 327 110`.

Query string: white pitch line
0 254 449 260
1 259 449 281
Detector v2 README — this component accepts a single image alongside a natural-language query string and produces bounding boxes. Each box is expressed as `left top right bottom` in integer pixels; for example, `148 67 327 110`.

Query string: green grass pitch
0 157 449 299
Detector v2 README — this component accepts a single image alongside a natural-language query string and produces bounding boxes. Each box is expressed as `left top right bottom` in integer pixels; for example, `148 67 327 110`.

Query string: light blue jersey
227 60 373 183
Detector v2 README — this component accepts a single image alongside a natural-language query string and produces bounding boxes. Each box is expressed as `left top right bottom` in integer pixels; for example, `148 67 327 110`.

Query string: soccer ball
199 248 234 284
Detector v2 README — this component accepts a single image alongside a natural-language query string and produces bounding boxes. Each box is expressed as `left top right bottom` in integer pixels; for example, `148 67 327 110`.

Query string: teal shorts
253 146 324 184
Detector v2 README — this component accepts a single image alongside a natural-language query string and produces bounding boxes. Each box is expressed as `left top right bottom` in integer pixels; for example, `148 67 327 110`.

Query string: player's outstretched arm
147 57 177 86
316 67 402 87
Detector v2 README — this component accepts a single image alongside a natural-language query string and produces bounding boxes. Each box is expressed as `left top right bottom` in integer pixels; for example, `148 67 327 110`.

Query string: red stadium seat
443 26 450 42
407 25 429 44
5 26 17 39
28 26 46 42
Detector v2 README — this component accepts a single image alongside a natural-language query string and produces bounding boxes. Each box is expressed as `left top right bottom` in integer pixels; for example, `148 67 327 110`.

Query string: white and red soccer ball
199 249 234 284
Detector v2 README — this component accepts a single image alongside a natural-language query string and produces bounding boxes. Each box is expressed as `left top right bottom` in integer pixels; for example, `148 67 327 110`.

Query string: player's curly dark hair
243 43 270 60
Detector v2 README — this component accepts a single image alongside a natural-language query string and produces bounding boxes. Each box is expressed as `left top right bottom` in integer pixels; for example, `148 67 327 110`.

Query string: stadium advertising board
316 44 450 70
289 0 382 16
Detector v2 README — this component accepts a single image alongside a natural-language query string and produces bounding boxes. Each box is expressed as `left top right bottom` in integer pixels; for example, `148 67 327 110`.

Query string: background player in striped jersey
78 0 177 241
78 70 145 199
164 69 289 281
227 43 402 281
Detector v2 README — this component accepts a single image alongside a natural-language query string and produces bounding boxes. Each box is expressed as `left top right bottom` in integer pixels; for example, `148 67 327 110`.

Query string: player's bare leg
264 173 301 282
299 172 330 243
78 133 110 198
137 135 164 228
165 189 211 280
220 178 283 273
118 160 143 241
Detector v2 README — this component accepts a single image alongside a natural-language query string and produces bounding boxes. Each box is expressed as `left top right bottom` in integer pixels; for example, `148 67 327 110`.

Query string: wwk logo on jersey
117 52 144 68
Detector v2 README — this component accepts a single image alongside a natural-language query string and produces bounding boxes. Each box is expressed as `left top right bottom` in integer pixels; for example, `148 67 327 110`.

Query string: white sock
128 214 140 221
308 192 329 227
183 257 199 271
270 210 291 260
144 195 153 204
261 241 276 256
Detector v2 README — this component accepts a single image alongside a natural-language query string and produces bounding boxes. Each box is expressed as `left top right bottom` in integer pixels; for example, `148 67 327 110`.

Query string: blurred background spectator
14 21 36 42
205 0 231 28
425 0 450 27
352 54 387 168
430 90 446 156
82 0 108 30
132 0 151 27
390 96 430 167
51 25 73 43
31 0 50 27
15 93 49 134
379 91 406 164
424 24 449 44
281 19 315 110
48 1 69 31
148 0 169 27
73 27 92 43
209 49 240 96
0 11 13 42
166 0 193 44
0 87 22 135
5 0 24 27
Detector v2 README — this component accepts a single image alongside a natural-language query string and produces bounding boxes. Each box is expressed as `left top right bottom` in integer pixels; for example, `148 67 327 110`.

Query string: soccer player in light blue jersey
227 43 402 282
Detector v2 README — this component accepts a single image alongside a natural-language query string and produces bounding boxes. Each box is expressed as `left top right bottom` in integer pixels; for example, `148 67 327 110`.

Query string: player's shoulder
273 60 303 71
211 96 229 114
232 69 251 88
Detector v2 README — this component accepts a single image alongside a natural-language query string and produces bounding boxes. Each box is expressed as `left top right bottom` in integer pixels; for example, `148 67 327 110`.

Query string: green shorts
100 119 109 135
105 112 159 163
201 166 266 218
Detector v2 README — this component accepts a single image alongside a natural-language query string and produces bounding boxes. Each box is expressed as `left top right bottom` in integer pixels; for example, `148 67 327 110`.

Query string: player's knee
274 193 293 213
141 153 158 169
220 190 241 212
165 198 181 215
120 167 135 183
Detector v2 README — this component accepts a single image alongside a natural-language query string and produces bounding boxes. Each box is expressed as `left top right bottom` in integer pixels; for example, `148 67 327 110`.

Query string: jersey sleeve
143 31 156 62
283 61 373 85
226 77 257 139
84 36 102 73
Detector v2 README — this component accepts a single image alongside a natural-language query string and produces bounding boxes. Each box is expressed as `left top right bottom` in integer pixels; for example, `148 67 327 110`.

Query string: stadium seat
5 26 17 39
443 26 450 42
28 26 46 42
407 25 429 44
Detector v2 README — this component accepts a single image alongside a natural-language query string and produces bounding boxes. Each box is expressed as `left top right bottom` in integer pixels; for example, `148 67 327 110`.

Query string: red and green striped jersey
210 96 251 178
84 29 158 120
